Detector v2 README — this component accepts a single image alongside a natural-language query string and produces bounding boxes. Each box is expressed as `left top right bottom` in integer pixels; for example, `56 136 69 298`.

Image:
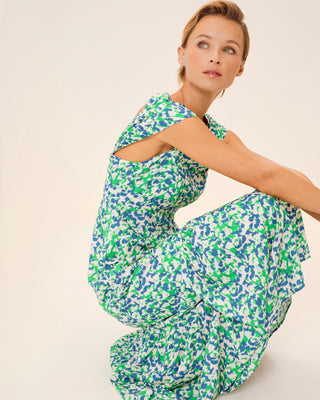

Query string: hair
177 1 250 98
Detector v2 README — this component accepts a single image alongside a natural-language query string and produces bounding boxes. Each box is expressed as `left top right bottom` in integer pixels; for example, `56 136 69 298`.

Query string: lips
203 70 222 76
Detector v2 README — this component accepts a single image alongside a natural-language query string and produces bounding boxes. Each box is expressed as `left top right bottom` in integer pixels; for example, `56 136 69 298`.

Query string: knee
252 190 286 208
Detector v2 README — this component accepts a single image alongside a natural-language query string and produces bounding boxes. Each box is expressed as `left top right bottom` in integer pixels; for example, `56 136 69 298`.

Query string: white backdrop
1 0 320 399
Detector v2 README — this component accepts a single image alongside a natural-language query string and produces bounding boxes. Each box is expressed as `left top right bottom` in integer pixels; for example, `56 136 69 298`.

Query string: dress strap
111 92 228 155
111 92 197 154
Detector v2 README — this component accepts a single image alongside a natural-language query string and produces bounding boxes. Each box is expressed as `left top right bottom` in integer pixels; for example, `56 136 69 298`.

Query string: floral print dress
88 91 311 400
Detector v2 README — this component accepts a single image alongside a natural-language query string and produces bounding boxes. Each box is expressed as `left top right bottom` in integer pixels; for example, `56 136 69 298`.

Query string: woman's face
178 15 245 94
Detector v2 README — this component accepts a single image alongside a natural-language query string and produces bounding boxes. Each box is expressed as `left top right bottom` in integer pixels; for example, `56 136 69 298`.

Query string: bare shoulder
155 117 274 191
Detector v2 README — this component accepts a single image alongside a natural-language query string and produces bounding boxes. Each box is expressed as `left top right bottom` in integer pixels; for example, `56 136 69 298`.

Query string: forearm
229 141 320 219
283 167 320 221
261 165 320 216
302 208 320 222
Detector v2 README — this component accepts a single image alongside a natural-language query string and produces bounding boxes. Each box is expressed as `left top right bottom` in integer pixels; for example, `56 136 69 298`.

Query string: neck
171 84 220 121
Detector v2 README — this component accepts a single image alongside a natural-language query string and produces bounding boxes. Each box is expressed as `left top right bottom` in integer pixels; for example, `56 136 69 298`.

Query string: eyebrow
194 34 240 49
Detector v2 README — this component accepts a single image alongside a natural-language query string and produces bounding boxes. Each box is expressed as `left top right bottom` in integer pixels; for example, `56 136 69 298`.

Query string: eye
197 41 236 54
197 41 208 48
225 47 236 54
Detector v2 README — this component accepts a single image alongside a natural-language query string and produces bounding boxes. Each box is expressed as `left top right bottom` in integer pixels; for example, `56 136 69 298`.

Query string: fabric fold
177 190 311 330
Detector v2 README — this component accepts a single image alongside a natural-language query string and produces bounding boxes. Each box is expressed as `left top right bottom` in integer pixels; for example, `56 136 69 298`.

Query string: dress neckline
164 92 210 127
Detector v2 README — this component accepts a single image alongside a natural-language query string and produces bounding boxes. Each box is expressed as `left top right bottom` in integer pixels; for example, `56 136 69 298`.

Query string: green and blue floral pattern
88 92 311 399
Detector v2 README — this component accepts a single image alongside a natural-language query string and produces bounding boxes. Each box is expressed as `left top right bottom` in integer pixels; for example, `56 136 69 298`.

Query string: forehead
191 15 243 42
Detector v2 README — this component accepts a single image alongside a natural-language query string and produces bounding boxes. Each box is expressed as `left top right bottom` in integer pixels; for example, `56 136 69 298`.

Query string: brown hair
177 1 250 98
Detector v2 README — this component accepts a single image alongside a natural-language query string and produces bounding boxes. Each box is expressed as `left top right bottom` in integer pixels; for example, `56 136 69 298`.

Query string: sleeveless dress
88 91 311 400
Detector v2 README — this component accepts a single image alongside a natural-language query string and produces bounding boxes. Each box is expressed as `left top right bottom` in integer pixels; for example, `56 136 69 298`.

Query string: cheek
187 49 204 66
229 57 242 72
220 60 240 79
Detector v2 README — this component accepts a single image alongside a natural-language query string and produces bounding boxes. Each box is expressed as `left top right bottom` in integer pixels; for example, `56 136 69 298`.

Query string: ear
235 60 245 77
177 46 186 67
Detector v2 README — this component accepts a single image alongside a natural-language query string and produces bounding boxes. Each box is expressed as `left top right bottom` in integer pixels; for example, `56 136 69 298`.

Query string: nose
209 51 221 64
209 58 221 64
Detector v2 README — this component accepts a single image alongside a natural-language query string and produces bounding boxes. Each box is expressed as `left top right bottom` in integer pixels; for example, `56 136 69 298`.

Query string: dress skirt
105 189 311 400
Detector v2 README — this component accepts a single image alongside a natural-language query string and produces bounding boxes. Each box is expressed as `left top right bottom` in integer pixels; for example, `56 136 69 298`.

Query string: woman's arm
224 130 320 221
263 166 320 219
275 166 320 222
156 121 320 220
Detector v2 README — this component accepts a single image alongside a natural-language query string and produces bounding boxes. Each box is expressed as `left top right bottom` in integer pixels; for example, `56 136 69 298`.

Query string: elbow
255 165 278 194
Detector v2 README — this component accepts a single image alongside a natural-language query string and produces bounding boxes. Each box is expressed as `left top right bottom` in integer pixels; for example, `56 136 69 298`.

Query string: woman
88 1 319 399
